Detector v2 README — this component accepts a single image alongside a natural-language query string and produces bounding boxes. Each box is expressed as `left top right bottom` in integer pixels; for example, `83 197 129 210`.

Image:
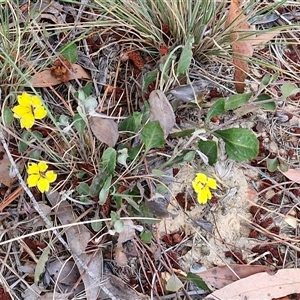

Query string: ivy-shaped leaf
213 128 258 162
119 112 143 133
198 140 218 165
141 121 165 152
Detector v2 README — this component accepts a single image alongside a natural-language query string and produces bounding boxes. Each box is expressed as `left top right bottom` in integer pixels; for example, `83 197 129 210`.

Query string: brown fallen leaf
207 269 300 300
197 264 273 289
29 64 90 87
149 90 175 137
280 168 300 184
89 116 119 147
47 191 102 300
226 0 280 93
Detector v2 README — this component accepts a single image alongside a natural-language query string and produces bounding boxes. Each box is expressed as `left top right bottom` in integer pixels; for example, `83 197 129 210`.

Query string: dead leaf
197 264 273 289
100 274 149 300
0 145 20 187
47 191 102 300
149 90 175 137
114 246 128 267
29 64 90 87
89 116 119 147
280 168 300 184
226 0 280 93
207 269 300 300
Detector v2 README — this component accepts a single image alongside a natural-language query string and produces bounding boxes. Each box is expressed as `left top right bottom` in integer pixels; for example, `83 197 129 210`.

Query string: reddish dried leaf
226 0 280 93
281 168 300 184
208 269 300 300
197 264 273 289
29 64 90 87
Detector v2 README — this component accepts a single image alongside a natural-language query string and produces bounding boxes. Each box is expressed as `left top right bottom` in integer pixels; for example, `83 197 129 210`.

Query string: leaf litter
1 1 300 300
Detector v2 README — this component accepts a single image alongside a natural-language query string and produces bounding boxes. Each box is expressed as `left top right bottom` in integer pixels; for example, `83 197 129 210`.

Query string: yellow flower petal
192 180 203 193
45 171 57 183
27 174 40 187
28 162 39 174
18 92 31 106
20 115 35 129
31 95 43 107
195 173 207 184
38 161 48 172
207 177 217 189
37 177 50 193
34 106 47 119
197 189 209 204
12 105 31 117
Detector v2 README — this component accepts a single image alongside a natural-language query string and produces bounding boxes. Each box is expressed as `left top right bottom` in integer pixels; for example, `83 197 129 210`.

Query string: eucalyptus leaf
214 128 259 162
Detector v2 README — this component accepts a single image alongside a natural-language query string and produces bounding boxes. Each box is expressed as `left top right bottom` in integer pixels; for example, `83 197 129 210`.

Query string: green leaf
100 147 116 175
60 42 78 63
76 182 90 195
140 230 152 243
261 74 272 86
225 92 251 111
198 140 218 166
73 113 86 136
213 128 259 162
114 219 124 233
141 121 165 152
169 129 194 138
142 70 157 94
29 150 41 160
281 83 300 99
119 112 142 133
3 107 14 125
186 272 210 291
91 211 102 232
141 101 151 124
254 94 276 110
89 173 106 197
117 148 129 168
161 150 195 169
176 35 194 75
128 145 142 161
206 98 225 122
267 157 278 172
82 82 93 97
34 246 51 284
99 175 112 205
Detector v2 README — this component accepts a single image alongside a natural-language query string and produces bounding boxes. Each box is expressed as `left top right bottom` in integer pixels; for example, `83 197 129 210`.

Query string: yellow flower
192 173 217 204
27 161 57 193
12 92 47 129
